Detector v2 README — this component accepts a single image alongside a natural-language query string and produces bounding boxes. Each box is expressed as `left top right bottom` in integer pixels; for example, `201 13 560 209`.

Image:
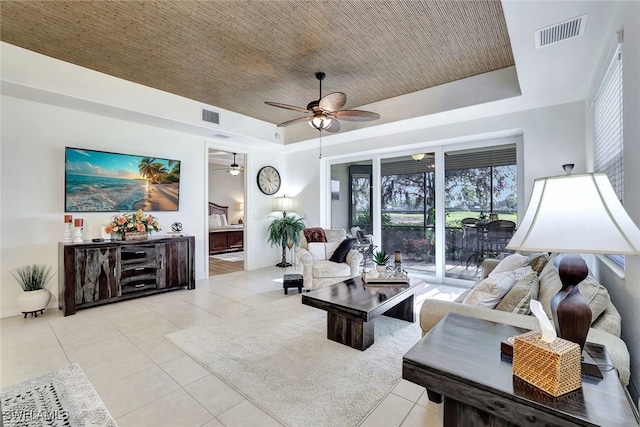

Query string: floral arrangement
105 209 161 235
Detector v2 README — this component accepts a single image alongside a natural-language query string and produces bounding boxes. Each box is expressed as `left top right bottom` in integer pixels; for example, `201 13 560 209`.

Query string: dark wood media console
58 236 195 316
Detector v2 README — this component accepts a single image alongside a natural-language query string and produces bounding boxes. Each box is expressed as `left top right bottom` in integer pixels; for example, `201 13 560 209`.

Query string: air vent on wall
535 14 588 49
201 108 220 124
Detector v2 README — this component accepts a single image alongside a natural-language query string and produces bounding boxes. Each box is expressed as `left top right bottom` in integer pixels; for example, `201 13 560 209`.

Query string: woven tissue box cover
513 330 581 397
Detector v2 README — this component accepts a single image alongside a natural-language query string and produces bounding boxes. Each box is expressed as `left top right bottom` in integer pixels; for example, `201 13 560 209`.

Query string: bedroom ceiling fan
265 72 381 133
211 153 244 175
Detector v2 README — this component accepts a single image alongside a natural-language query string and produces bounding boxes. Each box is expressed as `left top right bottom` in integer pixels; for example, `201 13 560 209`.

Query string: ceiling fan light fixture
228 152 242 175
412 153 426 161
309 115 332 130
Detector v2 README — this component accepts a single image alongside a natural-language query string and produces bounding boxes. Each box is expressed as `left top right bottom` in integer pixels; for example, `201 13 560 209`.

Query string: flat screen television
65 147 181 212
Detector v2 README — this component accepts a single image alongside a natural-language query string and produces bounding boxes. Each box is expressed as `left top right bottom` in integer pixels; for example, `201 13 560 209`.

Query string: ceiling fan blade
334 110 381 122
276 115 313 127
319 92 347 112
324 119 341 133
264 101 311 113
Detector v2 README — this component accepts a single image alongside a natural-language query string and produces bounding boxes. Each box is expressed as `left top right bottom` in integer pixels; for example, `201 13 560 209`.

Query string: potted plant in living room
373 250 390 273
267 214 306 267
11 264 54 318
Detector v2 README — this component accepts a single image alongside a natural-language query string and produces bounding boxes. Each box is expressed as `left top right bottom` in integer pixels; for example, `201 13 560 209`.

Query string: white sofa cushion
312 259 351 278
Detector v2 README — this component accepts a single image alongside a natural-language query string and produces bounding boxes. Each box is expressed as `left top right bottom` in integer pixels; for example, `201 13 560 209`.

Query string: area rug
211 251 244 262
166 295 422 427
0 364 117 427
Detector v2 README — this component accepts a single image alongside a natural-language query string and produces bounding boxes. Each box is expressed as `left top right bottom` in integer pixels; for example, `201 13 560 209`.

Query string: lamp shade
237 202 244 211
506 173 640 255
274 196 294 212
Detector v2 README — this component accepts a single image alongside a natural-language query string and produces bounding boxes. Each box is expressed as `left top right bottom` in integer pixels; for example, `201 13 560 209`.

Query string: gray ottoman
283 273 303 294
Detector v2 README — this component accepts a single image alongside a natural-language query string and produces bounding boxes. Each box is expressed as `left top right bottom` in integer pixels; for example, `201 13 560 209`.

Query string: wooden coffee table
403 313 637 426
302 276 424 350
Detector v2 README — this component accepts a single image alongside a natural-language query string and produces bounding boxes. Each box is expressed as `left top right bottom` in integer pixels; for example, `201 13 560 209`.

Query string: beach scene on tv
65 148 180 212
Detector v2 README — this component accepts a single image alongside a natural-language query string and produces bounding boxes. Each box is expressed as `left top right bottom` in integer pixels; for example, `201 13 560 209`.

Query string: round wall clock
257 165 281 195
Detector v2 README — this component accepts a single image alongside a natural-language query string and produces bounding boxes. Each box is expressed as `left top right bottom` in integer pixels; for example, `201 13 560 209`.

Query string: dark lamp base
550 253 592 352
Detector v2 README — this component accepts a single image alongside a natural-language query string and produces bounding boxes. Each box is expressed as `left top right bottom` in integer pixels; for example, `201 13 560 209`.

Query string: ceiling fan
265 72 380 133
211 152 244 175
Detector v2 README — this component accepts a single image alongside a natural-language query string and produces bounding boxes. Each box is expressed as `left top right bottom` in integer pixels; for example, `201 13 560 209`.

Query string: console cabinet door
74 247 118 305
165 240 190 288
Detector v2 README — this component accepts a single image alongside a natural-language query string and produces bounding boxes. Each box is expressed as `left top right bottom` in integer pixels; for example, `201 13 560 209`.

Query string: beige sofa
420 253 631 387
297 228 363 290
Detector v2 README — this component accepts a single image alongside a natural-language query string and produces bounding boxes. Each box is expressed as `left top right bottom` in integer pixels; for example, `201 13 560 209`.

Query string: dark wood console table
58 236 195 316
403 313 637 426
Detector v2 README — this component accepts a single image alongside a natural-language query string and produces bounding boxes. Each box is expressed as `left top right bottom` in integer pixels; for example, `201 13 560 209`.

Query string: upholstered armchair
297 228 363 290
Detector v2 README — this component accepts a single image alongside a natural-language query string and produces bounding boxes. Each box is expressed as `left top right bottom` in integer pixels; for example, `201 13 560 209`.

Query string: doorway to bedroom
208 149 246 276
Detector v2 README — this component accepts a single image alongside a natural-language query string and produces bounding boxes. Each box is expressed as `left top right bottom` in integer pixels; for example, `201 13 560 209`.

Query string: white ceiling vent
535 14 588 49
201 108 220 125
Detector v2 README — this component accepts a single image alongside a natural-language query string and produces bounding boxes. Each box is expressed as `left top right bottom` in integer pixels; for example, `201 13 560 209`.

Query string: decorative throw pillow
304 227 327 243
209 214 222 228
219 214 228 226
325 240 342 260
527 252 550 275
329 238 357 263
495 266 540 314
489 253 529 277
462 271 518 308
537 255 563 319
307 242 328 260
536 253 609 324
576 274 611 323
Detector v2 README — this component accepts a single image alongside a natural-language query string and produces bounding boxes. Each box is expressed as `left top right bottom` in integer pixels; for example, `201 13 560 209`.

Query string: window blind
594 45 623 202
594 44 624 268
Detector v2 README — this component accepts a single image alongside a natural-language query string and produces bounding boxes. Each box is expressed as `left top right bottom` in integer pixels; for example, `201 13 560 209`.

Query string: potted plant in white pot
12 264 54 318
373 250 390 273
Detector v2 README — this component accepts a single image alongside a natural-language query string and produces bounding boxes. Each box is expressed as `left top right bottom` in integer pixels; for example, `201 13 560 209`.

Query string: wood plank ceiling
1 1 514 126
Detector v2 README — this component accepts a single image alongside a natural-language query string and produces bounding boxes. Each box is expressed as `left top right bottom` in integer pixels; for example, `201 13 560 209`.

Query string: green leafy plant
373 250 390 266
11 264 54 291
267 214 306 267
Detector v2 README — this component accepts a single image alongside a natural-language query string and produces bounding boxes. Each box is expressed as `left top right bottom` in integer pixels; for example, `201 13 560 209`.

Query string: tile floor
1 266 465 427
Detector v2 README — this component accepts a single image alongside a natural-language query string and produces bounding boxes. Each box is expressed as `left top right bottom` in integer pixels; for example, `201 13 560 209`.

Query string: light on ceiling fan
309 115 332 130
228 152 241 175
412 153 426 161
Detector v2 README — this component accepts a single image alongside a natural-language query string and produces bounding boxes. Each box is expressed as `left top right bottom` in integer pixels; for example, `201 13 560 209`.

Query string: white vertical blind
594 45 623 202
594 44 624 268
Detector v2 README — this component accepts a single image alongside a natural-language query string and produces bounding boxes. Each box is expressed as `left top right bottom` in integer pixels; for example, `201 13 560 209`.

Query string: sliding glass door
379 155 436 277
328 142 517 283
444 146 517 280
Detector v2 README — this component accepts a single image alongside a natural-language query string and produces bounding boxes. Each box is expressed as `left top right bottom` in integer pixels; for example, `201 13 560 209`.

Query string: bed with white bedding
208 202 244 255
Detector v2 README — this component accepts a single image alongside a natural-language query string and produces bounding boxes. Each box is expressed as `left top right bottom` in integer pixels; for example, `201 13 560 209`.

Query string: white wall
0 96 207 316
0 95 291 317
